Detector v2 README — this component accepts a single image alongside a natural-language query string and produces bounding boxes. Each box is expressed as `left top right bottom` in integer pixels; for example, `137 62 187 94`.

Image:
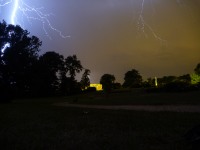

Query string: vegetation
1 20 200 150
1 20 200 102
191 73 200 85
100 74 115 93
80 69 91 90
194 63 200 75
0 21 87 101
123 69 143 88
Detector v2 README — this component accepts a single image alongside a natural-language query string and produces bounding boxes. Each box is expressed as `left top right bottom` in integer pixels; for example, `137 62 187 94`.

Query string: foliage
100 74 115 92
157 76 177 87
84 87 96 92
65 55 83 80
1 20 200 98
33 51 64 96
163 81 191 92
178 74 191 83
191 73 200 85
60 55 83 95
123 69 142 88
0 21 85 98
80 69 91 90
144 77 157 88
194 63 200 75
0 21 42 98
112 82 122 89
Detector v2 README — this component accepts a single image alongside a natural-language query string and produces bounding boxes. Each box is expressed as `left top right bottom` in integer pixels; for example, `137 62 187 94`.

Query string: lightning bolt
137 0 167 44
0 0 70 39
136 0 186 44
0 0 12 6
11 0 18 24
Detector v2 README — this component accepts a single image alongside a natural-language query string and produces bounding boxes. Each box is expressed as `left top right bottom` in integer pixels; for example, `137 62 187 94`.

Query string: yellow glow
90 84 102 91
155 77 158 87
190 73 200 84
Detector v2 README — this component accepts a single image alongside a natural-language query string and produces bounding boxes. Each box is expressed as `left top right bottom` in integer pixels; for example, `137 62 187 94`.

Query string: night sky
1 0 200 83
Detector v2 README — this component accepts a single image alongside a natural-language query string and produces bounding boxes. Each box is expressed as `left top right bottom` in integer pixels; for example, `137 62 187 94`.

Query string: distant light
90 84 102 91
155 77 158 87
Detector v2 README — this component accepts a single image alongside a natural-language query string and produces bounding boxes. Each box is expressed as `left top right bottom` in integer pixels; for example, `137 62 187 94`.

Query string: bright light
0 0 69 39
90 84 102 91
1 43 10 56
0 0 12 6
11 0 19 24
155 77 158 87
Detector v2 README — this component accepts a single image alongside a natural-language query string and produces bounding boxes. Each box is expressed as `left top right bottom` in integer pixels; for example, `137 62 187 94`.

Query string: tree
34 51 64 95
60 55 83 95
178 74 191 84
194 63 200 75
100 74 115 92
123 69 142 88
0 20 8 57
80 69 91 90
113 82 122 89
191 73 200 85
0 21 42 97
157 76 177 87
65 55 83 80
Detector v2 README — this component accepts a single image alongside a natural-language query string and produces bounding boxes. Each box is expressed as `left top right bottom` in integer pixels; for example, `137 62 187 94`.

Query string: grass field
67 90 200 105
0 91 200 150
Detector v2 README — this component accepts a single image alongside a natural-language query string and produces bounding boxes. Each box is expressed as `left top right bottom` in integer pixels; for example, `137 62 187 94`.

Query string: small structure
90 84 102 91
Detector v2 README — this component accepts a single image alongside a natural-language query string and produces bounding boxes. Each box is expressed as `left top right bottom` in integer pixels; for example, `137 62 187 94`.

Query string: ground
55 103 200 112
0 90 200 150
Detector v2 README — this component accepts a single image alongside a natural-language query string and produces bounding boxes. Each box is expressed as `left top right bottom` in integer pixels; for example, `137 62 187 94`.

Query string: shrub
85 87 96 93
163 81 191 92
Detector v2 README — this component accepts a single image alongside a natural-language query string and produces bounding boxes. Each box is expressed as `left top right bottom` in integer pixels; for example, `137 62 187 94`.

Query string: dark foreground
1 93 200 150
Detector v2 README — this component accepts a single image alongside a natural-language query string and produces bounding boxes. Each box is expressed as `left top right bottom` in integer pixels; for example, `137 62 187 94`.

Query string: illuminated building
90 84 102 91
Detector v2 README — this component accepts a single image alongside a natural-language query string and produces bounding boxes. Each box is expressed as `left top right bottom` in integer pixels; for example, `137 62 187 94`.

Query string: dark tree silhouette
60 55 83 95
0 21 42 98
113 82 122 89
0 21 8 56
178 74 191 84
0 21 88 98
123 69 142 88
80 69 91 90
65 55 83 80
157 76 177 86
100 74 115 93
195 63 200 75
34 51 64 96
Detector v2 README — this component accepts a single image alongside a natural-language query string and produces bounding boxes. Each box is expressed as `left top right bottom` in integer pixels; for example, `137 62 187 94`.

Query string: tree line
1 21 200 102
100 64 200 93
0 21 90 101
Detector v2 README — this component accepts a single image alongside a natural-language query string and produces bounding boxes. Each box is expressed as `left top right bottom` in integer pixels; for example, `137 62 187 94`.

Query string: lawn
1 93 200 150
66 90 200 105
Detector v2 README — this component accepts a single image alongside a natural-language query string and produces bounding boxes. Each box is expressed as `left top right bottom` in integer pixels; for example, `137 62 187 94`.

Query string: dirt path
54 102 200 112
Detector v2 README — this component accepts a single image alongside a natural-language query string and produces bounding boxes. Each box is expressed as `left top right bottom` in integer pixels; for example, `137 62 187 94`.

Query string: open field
66 90 200 105
1 91 200 150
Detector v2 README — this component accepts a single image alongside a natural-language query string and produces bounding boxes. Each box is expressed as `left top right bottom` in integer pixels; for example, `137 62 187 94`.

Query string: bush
84 87 96 93
163 81 191 92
